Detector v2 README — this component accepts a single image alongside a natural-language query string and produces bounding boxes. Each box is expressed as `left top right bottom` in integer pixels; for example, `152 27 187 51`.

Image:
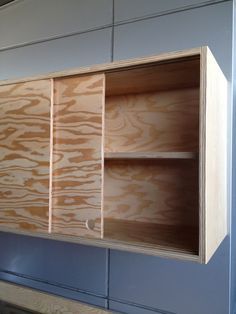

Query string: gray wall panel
0 232 108 296
0 271 107 308
113 1 232 79
0 0 112 48
0 27 112 80
109 301 167 314
114 0 228 22
109 238 229 314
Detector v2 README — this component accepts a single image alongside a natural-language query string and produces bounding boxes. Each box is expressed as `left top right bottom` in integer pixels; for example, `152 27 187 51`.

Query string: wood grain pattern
0 80 51 232
104 159 199 227
106 57 200 96
105 88 199 153
104 219 198 254
0 281 110 314
52 74 105 238
200 47 228 263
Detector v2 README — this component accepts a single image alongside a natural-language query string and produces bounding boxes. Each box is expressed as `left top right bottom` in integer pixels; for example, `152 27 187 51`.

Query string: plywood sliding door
0 80 51 232
52 74 105 238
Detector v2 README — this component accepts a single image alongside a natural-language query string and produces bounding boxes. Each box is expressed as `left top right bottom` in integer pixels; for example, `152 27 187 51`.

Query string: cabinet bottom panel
104 218 198 255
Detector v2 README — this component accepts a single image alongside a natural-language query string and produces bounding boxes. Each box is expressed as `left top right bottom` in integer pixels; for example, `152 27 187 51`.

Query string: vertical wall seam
111 0 115 62
106 249 111 309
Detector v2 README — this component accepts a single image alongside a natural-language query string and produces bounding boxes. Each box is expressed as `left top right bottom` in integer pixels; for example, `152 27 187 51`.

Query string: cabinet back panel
52 74 105 238
105 88 199 153
106 57 200 96
104 159 199 227
0 80 51 232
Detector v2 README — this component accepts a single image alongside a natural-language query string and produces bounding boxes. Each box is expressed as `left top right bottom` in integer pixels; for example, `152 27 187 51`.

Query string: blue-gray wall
0 1 234 313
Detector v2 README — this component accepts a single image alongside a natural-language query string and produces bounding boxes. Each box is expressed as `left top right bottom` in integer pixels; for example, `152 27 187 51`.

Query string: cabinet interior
103 56 200 255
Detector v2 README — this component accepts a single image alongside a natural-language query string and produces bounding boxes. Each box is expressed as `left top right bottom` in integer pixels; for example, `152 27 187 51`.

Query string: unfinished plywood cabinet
0 47 227 263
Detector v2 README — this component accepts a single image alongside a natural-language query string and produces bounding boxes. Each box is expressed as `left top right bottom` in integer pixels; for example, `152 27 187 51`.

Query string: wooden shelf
104 151 198 160
104 218 199 255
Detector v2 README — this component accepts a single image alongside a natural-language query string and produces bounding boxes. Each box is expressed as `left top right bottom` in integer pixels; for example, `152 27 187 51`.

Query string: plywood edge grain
0 281 110 314
0 47 202 87
0 226 200 262
48 78 54 234
199 46 207 263
199 46 228 264
204 47 228 263
101 73 106 239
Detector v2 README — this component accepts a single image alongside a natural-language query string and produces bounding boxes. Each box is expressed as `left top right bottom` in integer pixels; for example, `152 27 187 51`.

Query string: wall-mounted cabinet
0 47 227 263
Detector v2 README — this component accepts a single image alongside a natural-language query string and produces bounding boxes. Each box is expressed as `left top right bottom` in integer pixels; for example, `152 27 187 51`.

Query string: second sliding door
52 74 105 238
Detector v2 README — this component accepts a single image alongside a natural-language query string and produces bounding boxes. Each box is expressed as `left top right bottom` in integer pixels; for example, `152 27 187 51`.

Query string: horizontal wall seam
0 0 231 53
0 270 176 314
114 0 230 26
108 297 176 314
0 24 113 52
0 270 107 299
0 0 24 11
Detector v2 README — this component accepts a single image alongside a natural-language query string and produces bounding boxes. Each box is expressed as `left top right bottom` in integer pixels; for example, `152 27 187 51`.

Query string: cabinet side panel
203 47 228 263
0 80 51 232
52 74 104 238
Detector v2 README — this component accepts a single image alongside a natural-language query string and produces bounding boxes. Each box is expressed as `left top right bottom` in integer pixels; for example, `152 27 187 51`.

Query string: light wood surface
52 74 105 238
199 46 228 263
104 159 198 227
0 281 110 314
104 218 198 254
106 57 200 96
104 151 197 160
105 89 199 153
0 80 51 232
